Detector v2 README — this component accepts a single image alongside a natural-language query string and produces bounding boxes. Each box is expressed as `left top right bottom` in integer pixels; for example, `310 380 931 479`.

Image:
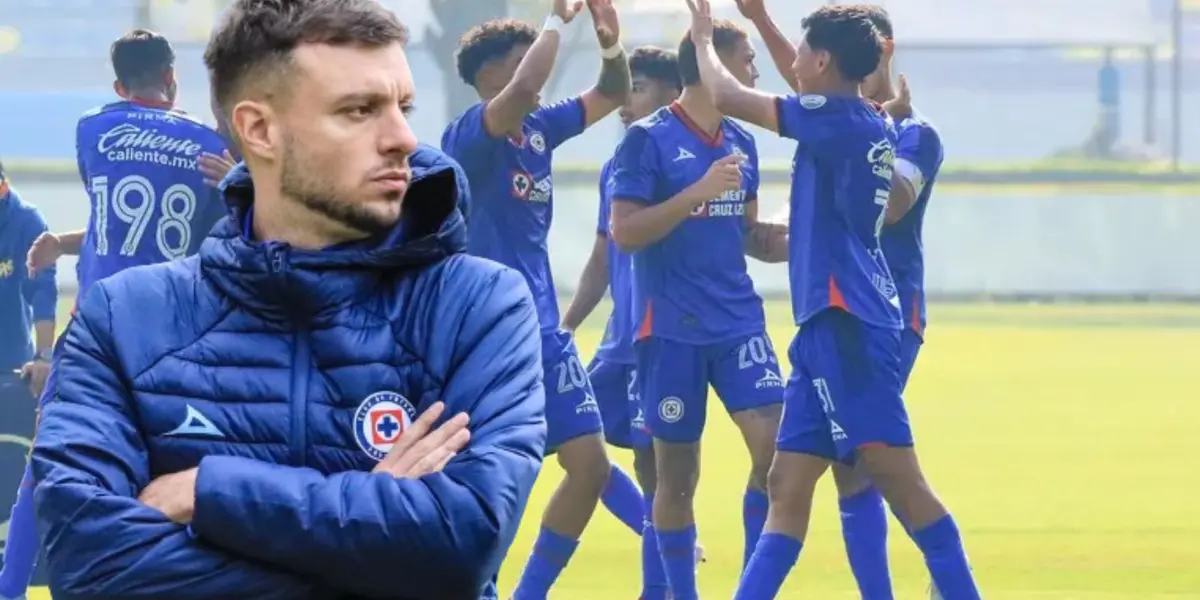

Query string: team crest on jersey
511 171 533 200
529 131 547 154
799 95 827 109
353 391 417 461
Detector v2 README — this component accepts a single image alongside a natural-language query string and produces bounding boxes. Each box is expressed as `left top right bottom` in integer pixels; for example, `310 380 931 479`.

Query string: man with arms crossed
441 2 637 597
560 45 684 600
686 1 979 598
31 2 546 598
607 18 787 600
735 2 947 597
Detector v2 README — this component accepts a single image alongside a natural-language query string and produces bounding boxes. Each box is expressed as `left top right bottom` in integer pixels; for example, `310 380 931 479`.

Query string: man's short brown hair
677 20 749 87
204 0 409 114
111 29 175 92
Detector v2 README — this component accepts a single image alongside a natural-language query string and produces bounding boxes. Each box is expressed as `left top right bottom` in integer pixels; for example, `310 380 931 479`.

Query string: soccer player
559 45 683 600
607 17 786 600
440 1 637 597
25 29 231 301
735 2 946 597
31 1 545 597
0 161 56 600
685 0 980 597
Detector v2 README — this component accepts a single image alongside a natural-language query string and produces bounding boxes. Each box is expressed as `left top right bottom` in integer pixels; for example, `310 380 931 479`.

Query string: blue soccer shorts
636 332 784 444
776 308 913 463
898 328 923 388
543 329 605 452
587 358 650 449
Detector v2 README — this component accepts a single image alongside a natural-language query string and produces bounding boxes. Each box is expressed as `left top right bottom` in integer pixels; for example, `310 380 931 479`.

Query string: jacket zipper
267 243 310 467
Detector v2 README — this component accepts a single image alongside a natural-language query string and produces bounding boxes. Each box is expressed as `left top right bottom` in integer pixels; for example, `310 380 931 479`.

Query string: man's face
619 75 677 127
273 42 418 236
719 38 759 89
792 35 830 94
481 43 529 96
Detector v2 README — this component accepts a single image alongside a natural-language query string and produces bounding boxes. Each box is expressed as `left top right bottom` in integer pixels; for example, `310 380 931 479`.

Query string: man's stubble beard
279 136 399 237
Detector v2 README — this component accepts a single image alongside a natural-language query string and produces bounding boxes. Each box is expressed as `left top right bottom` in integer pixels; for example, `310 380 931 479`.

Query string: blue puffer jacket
31 145 547 600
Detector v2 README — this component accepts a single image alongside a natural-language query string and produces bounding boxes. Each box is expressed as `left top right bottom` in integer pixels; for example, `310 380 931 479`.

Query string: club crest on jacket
354 391 417 461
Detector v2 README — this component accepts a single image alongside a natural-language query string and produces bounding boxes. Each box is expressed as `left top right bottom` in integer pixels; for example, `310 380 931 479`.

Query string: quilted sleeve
30 283 328 600
189 262 546 599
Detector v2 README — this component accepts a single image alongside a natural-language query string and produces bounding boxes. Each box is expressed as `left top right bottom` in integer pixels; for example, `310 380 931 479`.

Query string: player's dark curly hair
455 19 538 87
801 6 884 82
111 29 175 92
854 4 894 40
629 46 682 91
677 20 747 87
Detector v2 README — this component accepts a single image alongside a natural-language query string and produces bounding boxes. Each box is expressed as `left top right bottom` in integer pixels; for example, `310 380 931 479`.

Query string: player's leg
586 358 645 535
511 333 609 600
834 313 980 600
0 381 43 600
628 368 671 600
640 337 707 600
709 333 784 571
735 325 837 599
831 462 894 599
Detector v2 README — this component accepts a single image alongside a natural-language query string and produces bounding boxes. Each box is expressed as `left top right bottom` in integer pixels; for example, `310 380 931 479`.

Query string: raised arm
188 265 547 599
736 0 799 91
484 0 584 136
886 119 942 225
688 0 782 132
577 0 632 128
31 285 324 599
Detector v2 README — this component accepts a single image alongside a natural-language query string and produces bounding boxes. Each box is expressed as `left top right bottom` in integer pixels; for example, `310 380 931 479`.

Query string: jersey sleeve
609 127 659 206
533 97 587 150
774 95 840 149
439 103 504 170
894 122 944 196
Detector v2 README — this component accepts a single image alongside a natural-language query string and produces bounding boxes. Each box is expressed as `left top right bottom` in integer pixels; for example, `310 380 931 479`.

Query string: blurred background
1 0 1197 298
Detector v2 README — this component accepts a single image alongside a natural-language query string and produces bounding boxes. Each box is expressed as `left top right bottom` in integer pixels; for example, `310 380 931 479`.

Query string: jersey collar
669 101 724 147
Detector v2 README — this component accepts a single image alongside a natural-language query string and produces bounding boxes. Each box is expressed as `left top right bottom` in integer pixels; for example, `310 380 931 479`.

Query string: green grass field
30 301 1200 599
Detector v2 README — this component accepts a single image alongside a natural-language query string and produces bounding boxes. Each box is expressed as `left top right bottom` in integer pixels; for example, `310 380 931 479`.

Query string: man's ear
231 100 278 163
113 79 127 99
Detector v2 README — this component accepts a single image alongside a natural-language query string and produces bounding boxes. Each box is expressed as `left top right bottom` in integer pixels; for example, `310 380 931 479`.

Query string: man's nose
380 106 419 156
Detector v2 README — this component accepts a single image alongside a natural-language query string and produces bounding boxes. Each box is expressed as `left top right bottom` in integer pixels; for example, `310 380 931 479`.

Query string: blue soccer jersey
594 158 636 365
441 98 587 333
881 112 943 336
777 94 901 330
75 101 228 300
609 103 766 345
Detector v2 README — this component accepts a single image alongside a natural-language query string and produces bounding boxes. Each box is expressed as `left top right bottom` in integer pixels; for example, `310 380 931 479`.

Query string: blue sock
0 464 37 598
839 487 894 599
912 515 981 600
511 527 579 600
734 532 802 600
639 495 669 600
600 464 644 536
742 488 769 569
657 524 698 600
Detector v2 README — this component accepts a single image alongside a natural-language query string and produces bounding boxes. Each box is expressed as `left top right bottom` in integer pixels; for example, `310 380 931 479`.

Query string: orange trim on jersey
0 181 9 198
828 276 848 311
128 96 175 110
636 301 654 340
669 102 724 147
910 291 923 335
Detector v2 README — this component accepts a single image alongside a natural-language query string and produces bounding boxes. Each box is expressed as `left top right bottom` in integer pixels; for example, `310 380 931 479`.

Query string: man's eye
346 105 374 118
400 104 416 116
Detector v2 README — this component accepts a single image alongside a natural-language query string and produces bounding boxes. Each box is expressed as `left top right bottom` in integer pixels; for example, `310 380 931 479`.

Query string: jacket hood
199 144 471 318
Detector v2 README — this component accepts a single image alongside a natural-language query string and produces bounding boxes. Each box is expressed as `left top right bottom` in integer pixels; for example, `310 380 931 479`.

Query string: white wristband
544 15 566 33
601 43 624 60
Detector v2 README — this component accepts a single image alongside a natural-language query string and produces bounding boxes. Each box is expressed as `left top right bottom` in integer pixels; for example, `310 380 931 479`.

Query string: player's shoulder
721 117 757 147
898 110 942 142
427 254 536 319
4 188 45 222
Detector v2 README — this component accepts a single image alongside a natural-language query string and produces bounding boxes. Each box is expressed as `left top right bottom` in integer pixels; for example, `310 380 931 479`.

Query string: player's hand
690 154 745 203
587 0 620 49
25 232 62 276
139 467 198 525
552 0 586 24
882 74 912 121
19 360 50 399
372 402 471 478
685 0 714 44
734 0 765 19
198 150 237 188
